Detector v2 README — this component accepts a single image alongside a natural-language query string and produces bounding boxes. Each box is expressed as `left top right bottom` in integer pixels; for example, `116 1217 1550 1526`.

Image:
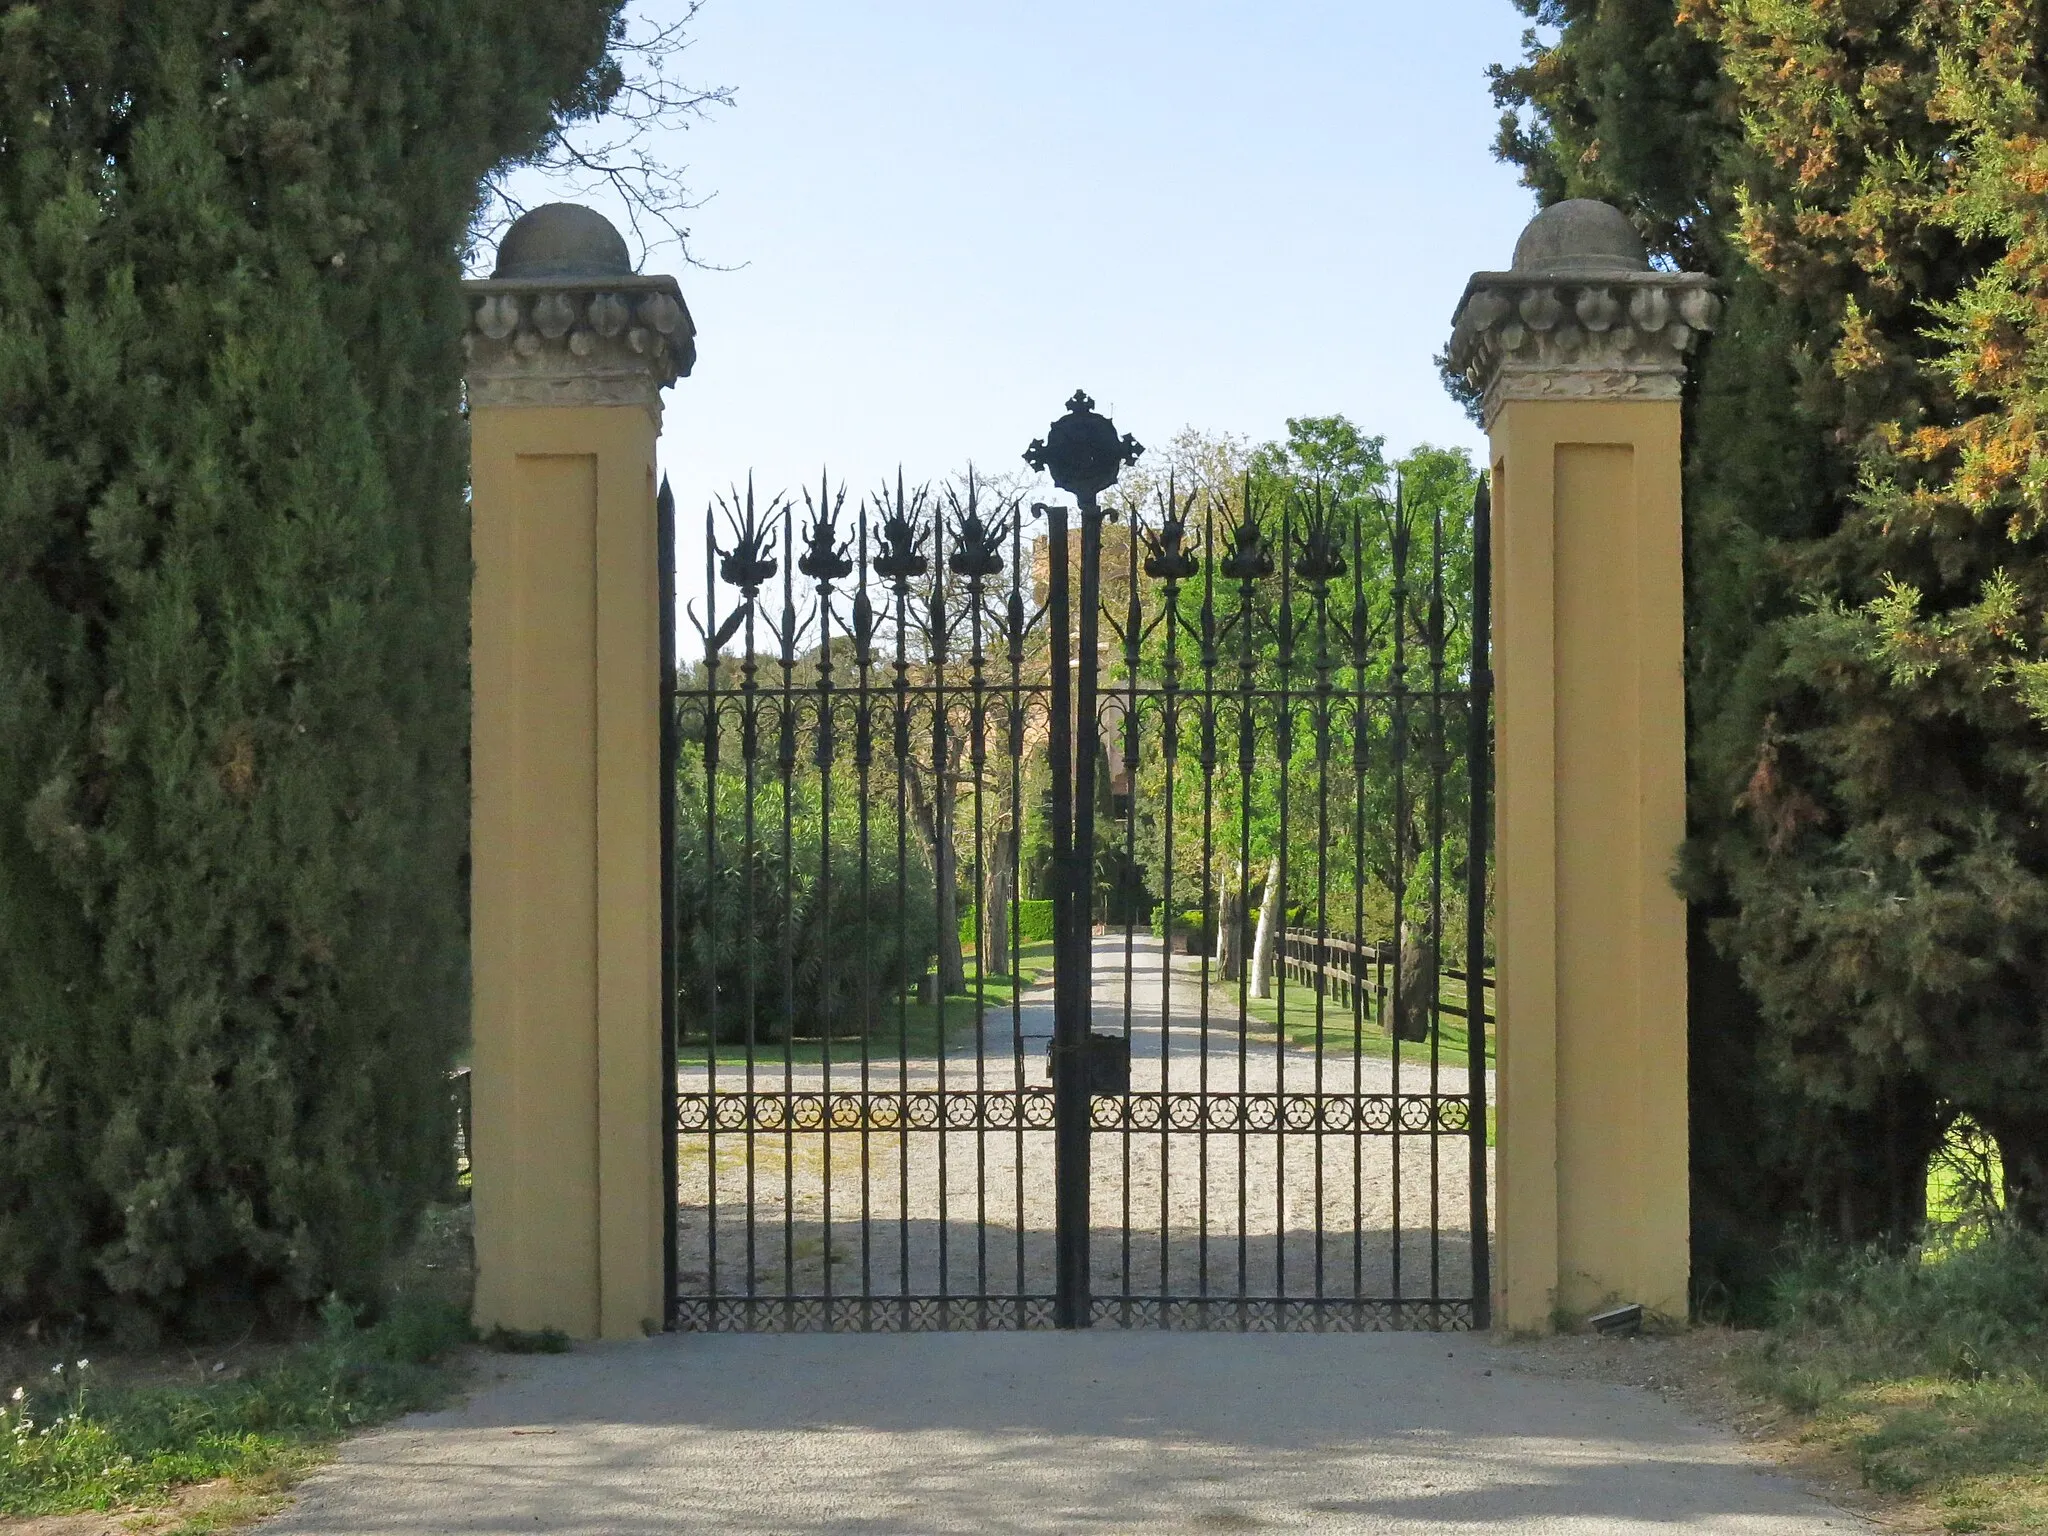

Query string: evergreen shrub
0 0 630 1334
959 900 1054 951
676 767 937 1043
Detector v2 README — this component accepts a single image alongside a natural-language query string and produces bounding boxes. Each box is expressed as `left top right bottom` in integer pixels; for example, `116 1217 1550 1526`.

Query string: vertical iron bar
1048 505 1088 1328
701 504 722 1313
1072 494 1106 1327
1273 490 1293 1303
856 505 875 1316
967 491 991 1321
1009 508 1029 1310
1157 516 1180 1312
1233 478 1257 1314
1349 501 1369 1302
891 479 913 1318
1120 513 1139 1318
1429 488 1447 1307
932 507 950 1315
814 477 839 1318
1197 495 1217 1305
1309 489 1333 1305
1466 476 1494 1327
659 478 679 1327
740 498 762 1312
1389 476 1410 1305
779 511 798 1306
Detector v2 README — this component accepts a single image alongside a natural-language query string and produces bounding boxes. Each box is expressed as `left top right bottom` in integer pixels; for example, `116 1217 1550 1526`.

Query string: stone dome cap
492 203 633 280
1512 199 1648 276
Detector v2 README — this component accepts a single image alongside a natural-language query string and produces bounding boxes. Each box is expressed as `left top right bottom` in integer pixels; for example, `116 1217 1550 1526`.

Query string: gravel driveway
677 935 1490 1317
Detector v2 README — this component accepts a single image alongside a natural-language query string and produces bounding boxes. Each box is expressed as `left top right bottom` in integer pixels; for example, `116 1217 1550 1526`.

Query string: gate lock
1047 1031 1131 1095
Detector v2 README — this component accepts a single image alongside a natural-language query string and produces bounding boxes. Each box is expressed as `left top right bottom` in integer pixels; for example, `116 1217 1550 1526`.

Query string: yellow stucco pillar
1447 201 1718 1331
461 205 695 1340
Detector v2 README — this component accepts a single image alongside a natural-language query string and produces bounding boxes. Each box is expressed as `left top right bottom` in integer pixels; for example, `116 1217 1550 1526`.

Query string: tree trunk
1249 855 1282 1000
1972 1099 2048 1233
1823 1081 1943 1246
1216 863 1245 981
906 758 965 999
981 848 1013 977
1394 918 1437 1043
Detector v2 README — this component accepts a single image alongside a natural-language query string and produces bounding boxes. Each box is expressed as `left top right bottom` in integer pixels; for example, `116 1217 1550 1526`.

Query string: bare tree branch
476 0 736 268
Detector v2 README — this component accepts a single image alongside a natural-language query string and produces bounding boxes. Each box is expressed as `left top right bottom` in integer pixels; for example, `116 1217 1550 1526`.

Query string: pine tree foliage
0 0 632 1335
1491 0 2048 1264
1685 0 2048 1228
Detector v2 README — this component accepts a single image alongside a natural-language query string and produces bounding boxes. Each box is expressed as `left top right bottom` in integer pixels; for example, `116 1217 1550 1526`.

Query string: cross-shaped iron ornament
1023 391 1143 513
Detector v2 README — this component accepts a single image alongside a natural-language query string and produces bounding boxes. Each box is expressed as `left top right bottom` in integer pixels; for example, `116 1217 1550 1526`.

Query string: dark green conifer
1488 0 2048 1298
1 0 631 1334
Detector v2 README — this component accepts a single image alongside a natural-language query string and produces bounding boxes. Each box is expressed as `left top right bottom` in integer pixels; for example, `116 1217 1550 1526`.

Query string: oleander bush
676 764 937 1042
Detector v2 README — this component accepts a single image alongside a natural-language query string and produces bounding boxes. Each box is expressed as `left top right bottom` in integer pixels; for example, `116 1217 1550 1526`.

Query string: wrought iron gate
666 393 1492 1331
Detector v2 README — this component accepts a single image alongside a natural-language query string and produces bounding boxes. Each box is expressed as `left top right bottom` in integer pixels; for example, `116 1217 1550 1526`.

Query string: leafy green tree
0 0 644 1336
1109 423 1482 999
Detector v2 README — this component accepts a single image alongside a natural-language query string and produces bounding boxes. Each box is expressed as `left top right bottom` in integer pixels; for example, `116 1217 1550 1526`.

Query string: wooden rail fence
1277 928 1495 1029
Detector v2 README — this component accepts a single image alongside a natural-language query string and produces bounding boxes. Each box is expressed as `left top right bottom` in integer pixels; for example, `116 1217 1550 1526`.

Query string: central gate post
463 205 694 1340
1447 201 1716 1330
1026 393 1143 1328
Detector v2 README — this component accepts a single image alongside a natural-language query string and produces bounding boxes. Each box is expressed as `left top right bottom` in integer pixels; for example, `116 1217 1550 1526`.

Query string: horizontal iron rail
675 1089 1471 1135
672 1295 1477 1332
673 681 1478 700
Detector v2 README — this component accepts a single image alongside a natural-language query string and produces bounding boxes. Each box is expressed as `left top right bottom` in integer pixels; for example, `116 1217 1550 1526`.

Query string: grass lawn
679 941 1055 1067
1194 971 1496 1073
1740 1351 2048 1533
1719 1226 2048 1535
680 943 1496 1075
0 1203 484 1532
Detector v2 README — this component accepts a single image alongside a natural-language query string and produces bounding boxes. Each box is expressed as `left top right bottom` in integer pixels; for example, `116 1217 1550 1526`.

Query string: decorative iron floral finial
1293 487 1349 588
1142 478 1200 582
797 474 853 587
871 472 929 593
716 479 780 596
1220 496 1275 585
1023 389 1143 509
947 475 1008 582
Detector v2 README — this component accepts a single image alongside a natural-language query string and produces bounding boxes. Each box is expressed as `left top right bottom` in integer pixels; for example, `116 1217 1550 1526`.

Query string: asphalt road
260 1330 1867 1534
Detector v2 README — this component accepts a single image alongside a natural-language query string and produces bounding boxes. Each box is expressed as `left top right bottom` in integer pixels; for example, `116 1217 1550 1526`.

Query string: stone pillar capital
1447 200 1718 429
461 273 694 420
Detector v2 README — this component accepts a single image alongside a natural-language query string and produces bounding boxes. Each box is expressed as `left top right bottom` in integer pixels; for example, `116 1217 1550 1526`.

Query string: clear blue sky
497 0 1540 563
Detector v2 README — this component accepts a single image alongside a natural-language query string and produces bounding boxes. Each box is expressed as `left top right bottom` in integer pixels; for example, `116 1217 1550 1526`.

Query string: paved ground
262 1331 1867 1535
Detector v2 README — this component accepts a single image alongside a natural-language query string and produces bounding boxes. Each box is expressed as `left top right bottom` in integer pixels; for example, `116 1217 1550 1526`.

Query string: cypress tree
0 1 630 1335
1489 0 2048 1280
